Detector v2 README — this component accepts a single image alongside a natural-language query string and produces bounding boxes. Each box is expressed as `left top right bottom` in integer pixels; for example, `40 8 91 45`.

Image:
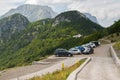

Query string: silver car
69 48 82 55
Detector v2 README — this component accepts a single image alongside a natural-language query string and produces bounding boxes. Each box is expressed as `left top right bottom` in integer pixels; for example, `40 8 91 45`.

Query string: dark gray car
54 48 73 57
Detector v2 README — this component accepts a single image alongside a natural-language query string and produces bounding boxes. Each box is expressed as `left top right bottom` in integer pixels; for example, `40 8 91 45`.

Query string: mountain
1 4 57 22
0 13 29 42
84 13 98 24
1 4 98 25
0 10 104 70
52 10 103 35
107 19 120 34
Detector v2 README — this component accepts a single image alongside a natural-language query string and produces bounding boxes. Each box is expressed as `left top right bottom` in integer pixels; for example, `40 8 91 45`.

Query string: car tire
79 53 82 55
56 54 59 57
68 54 72 57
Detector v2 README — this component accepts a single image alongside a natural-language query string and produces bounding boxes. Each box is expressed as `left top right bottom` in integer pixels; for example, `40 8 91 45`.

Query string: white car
83 43 96 48
88 42 96 48
69 48 82 55
82 46 94 54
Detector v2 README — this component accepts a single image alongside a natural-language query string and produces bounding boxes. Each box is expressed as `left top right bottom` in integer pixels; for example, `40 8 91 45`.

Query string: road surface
77 44 120 80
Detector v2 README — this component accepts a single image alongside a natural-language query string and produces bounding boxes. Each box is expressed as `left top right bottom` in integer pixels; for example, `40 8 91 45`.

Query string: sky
0 0 120 27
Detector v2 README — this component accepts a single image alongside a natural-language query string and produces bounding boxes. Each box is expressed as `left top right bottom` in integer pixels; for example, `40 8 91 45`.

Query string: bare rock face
52 17 71 26
1 4 57 22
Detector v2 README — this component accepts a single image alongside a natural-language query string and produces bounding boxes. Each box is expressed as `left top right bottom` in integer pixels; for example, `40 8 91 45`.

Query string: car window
81 47 85 51
73 50 78 51
60 50 64 52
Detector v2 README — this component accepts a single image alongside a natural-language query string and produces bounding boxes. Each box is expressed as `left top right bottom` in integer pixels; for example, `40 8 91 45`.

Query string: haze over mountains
0 4 98 24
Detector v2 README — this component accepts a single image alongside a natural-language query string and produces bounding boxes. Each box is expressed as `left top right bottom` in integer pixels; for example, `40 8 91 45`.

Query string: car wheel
68 54 71 57
79 53 82 55
56 54 59 57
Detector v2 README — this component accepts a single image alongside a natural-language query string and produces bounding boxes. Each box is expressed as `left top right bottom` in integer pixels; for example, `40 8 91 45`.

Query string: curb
67 57 91 80
110 46 120 67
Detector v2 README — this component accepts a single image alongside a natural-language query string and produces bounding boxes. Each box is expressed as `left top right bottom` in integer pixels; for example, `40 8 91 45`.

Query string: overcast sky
0 0 120 27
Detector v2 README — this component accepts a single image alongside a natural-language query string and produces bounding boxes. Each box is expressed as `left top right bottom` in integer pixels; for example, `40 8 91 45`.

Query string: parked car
69 48 82 55
54 48 73 57
88 42 96 48
75 46 85 52
82 44 92 49
90 41 100 47
82 43 95 48
82 46 94 54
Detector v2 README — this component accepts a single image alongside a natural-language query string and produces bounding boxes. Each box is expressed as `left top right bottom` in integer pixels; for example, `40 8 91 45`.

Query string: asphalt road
77 44 120 80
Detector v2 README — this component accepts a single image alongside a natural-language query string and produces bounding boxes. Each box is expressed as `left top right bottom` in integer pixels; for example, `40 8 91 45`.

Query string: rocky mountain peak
1 4 57 22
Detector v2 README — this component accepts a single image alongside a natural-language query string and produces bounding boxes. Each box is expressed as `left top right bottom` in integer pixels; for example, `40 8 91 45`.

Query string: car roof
91 41 98 43
75 46 84 48
56 48 67 51
69 48 79 50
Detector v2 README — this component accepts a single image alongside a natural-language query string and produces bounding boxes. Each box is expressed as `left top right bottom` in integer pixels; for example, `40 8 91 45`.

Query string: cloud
25 0 38 4
0 0 26 15
25 0 73 5
68 0 120 27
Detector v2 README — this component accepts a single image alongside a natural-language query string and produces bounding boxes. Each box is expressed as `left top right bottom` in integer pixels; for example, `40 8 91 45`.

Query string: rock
1 4 57 22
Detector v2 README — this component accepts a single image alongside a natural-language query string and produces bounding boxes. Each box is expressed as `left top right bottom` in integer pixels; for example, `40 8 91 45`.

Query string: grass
29 58 86 80
113 41 120 59
113 41 120 50
103 32 120 43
